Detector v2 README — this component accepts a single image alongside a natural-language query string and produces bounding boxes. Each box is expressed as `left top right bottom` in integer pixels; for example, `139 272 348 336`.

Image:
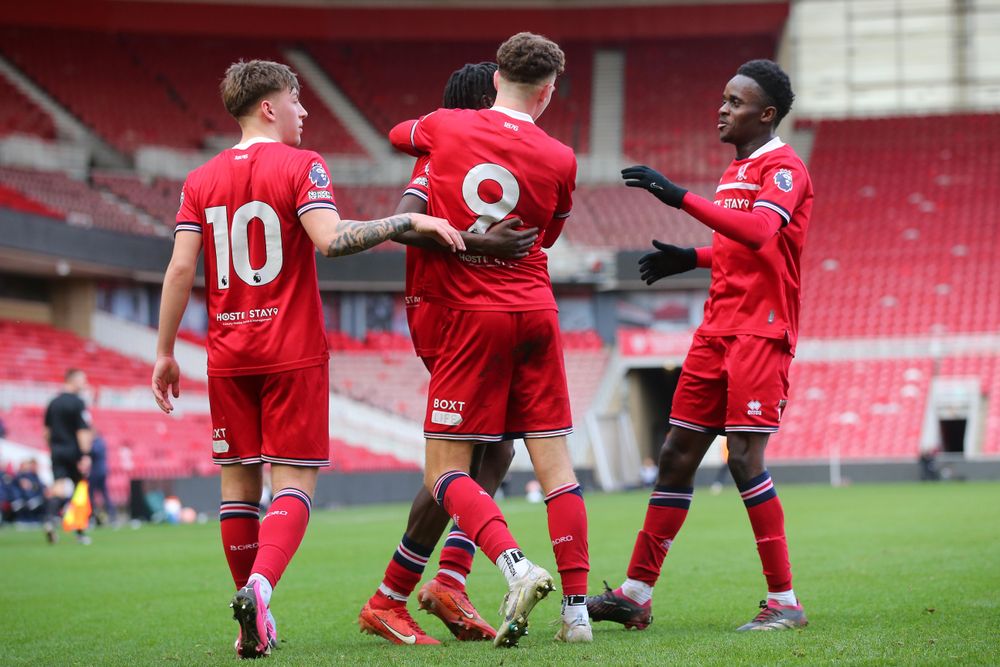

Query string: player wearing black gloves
591 59 814 635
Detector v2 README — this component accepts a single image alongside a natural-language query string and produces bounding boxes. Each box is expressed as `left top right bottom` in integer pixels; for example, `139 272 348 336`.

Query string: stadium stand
800 114 1000 338
305 41 592 153
623 36 777 181
0 28 206 153
0 166 161 235
768 358 934 460
0 74 57 139
0 319 193 388
91 171 181 227
121 34 365 155
0 181 61 219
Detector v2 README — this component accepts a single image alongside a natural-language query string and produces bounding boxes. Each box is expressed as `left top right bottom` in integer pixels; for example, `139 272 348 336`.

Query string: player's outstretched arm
622 165 782 250
301 208 464 257
152 231 200 414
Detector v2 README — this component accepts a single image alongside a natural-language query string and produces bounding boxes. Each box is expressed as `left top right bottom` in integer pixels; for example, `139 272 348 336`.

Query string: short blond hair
220 59 300 119
496 32 565 85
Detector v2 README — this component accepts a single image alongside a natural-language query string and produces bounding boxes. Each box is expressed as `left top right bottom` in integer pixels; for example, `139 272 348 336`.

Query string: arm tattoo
327 214 413 257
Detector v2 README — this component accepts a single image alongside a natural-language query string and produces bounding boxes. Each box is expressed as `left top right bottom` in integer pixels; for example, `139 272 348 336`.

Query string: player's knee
423 469 440 496
657 441 693 475
726 451 763 486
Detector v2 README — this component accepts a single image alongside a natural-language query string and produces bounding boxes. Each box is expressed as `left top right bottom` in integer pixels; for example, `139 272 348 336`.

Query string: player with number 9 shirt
388 32 591 647
151 59 461 660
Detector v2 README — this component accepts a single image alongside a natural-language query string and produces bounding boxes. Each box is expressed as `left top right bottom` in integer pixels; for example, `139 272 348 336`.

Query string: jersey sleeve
753 159 808 228
174 178 202 235
554 153 577 220
294 152 338 219
408 110 442 154
401 155 431 203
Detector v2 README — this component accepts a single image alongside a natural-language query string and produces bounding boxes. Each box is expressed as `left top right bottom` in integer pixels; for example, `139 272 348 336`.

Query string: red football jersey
698 138 813 351
396 106 576 311
176 138 333 376
403 154 432 310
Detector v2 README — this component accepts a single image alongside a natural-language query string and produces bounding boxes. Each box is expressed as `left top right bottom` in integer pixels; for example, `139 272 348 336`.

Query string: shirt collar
233 136 278 150
490 105 535 124
747 136 785 159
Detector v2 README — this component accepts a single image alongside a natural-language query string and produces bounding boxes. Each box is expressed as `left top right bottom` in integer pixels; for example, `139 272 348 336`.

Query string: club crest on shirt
309 162 330 188
774 168 793 192
178 188 184 212
412 176 429 187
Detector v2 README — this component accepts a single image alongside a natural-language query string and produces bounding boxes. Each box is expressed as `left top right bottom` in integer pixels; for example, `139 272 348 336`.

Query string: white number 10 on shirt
463 163 520 234
205 202 284 289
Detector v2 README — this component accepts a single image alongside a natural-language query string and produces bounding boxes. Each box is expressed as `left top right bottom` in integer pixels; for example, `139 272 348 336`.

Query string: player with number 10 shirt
176 140 332 382
153 59 460 660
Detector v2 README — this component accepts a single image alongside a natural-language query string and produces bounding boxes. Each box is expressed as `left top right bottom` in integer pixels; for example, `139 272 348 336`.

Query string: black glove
621 165 687 209
638 240 696 285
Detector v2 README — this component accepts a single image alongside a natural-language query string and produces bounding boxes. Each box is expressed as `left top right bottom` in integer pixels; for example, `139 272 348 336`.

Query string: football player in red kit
360 61 537 646
387 33 591 647
588 59 812 632
151 59 461 659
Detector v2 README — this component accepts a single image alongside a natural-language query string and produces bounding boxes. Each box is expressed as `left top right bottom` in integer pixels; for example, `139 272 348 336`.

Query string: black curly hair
443 62 498 110
736 59 795 127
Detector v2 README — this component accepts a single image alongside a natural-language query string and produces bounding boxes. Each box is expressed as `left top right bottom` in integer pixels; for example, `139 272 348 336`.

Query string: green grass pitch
6 481 999 665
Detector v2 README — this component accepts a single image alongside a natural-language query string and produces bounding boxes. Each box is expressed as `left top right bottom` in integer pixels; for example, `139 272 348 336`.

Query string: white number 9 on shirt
462 163 520 234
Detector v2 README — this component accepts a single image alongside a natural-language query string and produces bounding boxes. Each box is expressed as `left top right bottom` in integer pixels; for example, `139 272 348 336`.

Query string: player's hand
152 355 181 414
411 213 466 252
622 165 688 209
480 217 538 259
77 454 92 478
638 240 697 284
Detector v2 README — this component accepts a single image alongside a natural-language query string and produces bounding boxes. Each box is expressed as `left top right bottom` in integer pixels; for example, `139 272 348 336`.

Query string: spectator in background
14 459 47 523
0 463 15 524
0 414 8 439
89 432 116 525
43 368 93 545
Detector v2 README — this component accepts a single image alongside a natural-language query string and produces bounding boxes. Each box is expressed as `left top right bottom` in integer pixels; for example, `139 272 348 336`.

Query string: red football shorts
407 300 449 372
208 363 330 466
669 334 792 435
424 308 573 442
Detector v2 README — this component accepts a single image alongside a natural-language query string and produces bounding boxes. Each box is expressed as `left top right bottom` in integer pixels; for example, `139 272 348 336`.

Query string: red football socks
432 471 518 562
250 487 311 588
739 471 793 592
436 524 475 588
544 483 589 596
219 500 260 589
626 486 693 586
376 534 432 604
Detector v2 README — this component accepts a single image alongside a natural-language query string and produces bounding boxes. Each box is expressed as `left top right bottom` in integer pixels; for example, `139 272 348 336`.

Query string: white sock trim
377 583 408 602
437 568 466 586
495 548 532 584
767 589 797 606
248 573 273 606
621 578 653 606
562 594 590 622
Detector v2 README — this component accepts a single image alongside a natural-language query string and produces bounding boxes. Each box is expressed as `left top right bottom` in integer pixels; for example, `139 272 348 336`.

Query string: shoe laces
752 600 779 623
391 605 425 635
